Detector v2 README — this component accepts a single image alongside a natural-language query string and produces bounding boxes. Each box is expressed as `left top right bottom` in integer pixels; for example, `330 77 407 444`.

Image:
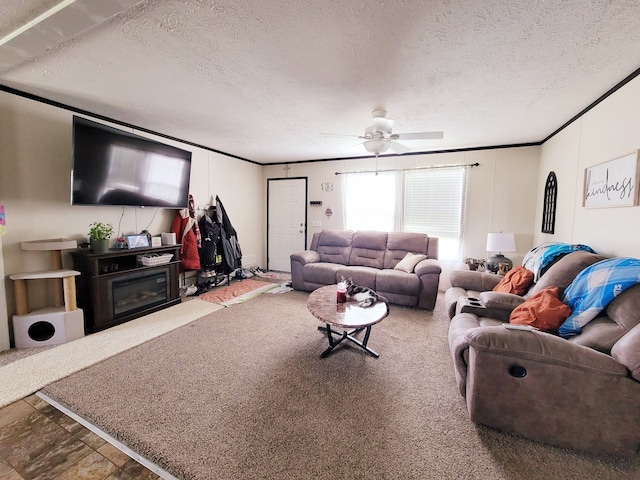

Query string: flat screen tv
71 116 192 208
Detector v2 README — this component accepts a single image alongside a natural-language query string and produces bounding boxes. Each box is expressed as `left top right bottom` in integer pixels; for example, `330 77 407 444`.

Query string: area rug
252 270 291 282
40 292 638 480
198 278 278 306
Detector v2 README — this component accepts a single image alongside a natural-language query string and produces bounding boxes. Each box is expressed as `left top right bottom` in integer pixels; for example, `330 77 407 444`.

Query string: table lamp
486 232 516 273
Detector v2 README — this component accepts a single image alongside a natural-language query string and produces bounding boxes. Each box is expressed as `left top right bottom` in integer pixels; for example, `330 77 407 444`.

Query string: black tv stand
70 245 181 333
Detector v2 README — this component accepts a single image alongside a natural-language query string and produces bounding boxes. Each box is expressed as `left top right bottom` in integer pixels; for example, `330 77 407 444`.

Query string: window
541 172 557 234
343 172 397 231
403 167 466 259
343 166 467 260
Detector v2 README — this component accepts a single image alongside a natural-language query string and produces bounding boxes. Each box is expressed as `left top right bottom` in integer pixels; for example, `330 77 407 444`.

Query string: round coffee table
307 285 389 358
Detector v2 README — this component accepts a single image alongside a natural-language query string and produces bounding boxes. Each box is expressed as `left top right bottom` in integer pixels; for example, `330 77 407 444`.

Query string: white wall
263 145 541 290
535 75 640 258
0 91 263 350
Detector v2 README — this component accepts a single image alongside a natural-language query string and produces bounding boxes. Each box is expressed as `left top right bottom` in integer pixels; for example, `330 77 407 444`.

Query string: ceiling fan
321 110 443 156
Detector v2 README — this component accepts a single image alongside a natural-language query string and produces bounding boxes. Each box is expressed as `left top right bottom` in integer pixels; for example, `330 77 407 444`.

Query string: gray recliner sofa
446 250 640 456
290 229 441 310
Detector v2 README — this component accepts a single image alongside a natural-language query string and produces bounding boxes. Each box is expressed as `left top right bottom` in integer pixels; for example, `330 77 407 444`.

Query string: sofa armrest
414 258 441 276
290 250 320 265
475 291 526 321
290 250 320 291
450 270 501 292
612 322 640 381
415 259 441 310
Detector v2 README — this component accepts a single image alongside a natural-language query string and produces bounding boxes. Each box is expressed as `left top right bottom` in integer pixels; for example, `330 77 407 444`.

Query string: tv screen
71 116 192 208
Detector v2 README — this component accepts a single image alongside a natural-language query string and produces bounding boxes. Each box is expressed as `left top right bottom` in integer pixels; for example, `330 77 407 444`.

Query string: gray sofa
446 251 640 456
290 229 441 310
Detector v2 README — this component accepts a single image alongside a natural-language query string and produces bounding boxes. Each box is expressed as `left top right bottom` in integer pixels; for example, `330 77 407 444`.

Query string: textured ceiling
1 0 640 164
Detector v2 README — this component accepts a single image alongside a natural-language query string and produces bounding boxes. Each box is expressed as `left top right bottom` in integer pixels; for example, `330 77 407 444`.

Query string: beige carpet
40 291 638 480
0 298 223 408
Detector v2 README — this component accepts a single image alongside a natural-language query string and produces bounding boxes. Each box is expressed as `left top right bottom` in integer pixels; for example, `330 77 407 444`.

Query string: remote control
502 323 538 331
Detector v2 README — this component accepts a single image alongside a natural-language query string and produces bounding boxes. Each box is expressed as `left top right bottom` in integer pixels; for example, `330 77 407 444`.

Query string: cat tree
9 239 84 348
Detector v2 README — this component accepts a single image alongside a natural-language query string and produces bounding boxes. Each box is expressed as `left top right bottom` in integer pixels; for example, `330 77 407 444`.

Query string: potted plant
463 257 485 271
88 222 114 253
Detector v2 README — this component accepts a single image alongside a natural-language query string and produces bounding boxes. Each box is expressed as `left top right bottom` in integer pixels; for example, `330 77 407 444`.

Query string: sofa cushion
611 322 640 381
394 252 428 273
316 230 353 265
348 231 387 268
526 250 607 298
573 283 640 353
492 266 534 295
569 317 626 353
336 266 380 290
376 269 421 295
605 283 640 331
302 262 344 285
383 232 430 269
509 286 571 333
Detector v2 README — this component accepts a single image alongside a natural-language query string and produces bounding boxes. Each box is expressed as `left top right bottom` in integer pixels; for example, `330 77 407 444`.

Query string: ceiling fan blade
319 132 362 138
342 141 366 151
389 141 411 154
396 131 444 141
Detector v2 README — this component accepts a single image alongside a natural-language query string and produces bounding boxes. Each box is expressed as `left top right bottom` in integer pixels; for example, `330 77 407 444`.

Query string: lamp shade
486 232 516 253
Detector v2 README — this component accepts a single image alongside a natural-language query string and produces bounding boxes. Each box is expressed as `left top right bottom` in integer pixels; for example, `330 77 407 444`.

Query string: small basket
138 253 174 266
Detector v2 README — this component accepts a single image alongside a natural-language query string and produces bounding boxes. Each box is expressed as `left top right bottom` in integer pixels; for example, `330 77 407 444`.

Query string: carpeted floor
0 298 223 407
41 292 639 480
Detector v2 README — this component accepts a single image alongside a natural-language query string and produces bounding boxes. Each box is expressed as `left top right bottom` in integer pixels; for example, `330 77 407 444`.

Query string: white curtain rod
334 162 480 175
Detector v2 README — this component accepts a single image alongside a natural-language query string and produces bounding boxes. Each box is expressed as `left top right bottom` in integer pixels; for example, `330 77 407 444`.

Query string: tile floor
0 395 160 480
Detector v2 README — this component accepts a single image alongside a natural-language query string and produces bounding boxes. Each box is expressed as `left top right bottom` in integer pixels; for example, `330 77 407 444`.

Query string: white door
268 178 307 272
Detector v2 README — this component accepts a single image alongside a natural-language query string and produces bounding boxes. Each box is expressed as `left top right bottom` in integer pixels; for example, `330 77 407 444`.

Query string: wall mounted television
71 116 192 208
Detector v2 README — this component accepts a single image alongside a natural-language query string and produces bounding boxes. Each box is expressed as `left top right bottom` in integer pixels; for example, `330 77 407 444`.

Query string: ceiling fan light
364 139 389 154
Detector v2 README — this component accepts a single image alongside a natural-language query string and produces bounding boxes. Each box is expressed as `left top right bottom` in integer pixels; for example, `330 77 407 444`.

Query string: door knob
299 230 303 233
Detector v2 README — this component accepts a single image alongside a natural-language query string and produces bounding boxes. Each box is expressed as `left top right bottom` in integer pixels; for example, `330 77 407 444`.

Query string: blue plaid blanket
558 257 640 338
522 242 596 282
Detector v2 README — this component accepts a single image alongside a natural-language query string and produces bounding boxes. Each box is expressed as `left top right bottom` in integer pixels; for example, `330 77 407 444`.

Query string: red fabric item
493 266 534 295
171 209 201 272
509 286 571 333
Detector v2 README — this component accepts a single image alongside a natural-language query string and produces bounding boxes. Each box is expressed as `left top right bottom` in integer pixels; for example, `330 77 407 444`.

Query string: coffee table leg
319 323 346 358
317 324 378 358
346 325 379 358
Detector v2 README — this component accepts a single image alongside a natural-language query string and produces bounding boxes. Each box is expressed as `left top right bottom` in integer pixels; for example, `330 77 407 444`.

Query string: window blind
403 167 467 259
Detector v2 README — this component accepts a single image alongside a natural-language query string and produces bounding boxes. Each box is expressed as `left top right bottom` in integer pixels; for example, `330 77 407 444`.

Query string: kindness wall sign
583 151 640 208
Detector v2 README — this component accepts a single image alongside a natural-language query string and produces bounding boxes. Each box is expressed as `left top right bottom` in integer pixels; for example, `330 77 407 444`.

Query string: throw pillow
509 286 571 333
493 266 534 295
394 252 428 273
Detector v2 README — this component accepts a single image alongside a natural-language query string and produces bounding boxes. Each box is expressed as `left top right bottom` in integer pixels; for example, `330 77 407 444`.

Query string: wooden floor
0 395 159 480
